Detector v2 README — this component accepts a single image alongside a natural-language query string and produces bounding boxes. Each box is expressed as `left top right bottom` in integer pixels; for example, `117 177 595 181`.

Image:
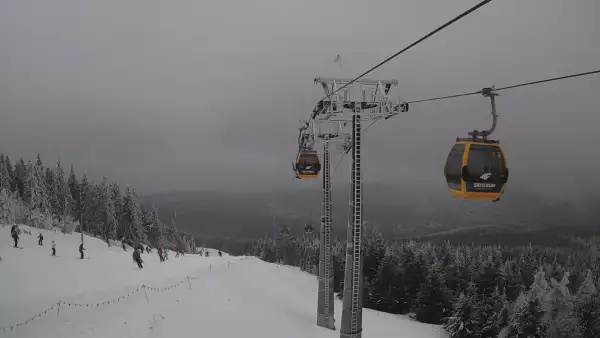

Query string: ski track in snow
0 225 446 338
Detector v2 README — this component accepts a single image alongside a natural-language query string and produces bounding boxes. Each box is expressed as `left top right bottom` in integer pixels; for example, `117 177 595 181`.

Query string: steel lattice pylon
317 138 335 330
340 112 364 338
299 77 406 338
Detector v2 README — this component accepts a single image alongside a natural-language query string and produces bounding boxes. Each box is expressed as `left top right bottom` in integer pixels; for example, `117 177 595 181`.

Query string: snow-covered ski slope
0 225 445 338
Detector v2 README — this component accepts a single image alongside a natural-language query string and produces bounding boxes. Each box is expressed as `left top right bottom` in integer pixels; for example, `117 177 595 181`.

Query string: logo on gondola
480 173 492 181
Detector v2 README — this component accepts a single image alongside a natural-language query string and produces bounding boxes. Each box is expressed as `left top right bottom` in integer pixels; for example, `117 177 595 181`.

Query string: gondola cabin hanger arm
444 88 509 202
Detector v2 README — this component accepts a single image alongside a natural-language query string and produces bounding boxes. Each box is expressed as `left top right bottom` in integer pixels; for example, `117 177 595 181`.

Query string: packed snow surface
0 225 445 338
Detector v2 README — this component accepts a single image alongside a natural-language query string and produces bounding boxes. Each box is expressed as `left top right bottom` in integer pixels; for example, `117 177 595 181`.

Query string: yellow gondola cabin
444 140 509 202
294 150 321 179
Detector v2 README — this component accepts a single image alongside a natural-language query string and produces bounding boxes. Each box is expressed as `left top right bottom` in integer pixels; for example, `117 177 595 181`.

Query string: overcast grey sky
1 0 599 199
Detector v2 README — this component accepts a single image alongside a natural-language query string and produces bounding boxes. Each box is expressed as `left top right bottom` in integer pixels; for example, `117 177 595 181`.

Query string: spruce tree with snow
414 261 452 324
477 253 502 296
501 290 547 338
480 286 509 338
4 155 16 194
54 160 67 222
123 186 146 244
543 272 581 337
100 177 117 245
574 270 600 338
45 167 56 216
0 188 16 224
0 154 11 192
147 205 162 247
444 291 482 338
501 267 550 338
14 158 27 200
26 158 50 226
110 182 124 239
67 165 79 219
79 174 90 232
87 182 103 237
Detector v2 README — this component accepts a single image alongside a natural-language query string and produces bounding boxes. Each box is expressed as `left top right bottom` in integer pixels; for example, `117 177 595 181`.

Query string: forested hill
143 184 599 247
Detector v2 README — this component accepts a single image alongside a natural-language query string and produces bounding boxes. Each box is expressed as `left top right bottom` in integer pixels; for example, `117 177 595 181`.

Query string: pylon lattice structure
300 78 407 338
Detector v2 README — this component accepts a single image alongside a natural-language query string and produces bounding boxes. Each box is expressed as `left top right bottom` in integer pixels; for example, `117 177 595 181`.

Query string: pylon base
317 314 336 330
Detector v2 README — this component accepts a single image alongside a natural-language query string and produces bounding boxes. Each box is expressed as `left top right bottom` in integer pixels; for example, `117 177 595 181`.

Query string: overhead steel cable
406 69 600 104
310 0 495 120
337 68 600 164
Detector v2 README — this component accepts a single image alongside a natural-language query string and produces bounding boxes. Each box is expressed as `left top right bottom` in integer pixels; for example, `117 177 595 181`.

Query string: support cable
310 0 495 119
406 69 600 104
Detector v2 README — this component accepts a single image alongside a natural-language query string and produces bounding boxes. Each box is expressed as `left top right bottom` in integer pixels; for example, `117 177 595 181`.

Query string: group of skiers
10 224 59 257
7 225 223 269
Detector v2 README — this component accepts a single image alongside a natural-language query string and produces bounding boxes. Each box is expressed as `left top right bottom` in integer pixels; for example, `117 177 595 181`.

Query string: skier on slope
218 250 222 257
157 247 165 262
38 233 44 246
133 248 143 269
11 224 20 248
79 243 85 259
51 240 56 256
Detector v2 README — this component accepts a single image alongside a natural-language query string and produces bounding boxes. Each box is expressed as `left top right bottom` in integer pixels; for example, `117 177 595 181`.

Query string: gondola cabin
295 150 321 179
304 223 314 234
444 140 509 201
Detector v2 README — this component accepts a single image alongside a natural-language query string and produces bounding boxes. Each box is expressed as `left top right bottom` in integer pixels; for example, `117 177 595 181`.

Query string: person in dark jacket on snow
79 243 85 259
38 233 44 246
133 248 143 268
52 240 56 256
157 247 165 262
11 224 20 248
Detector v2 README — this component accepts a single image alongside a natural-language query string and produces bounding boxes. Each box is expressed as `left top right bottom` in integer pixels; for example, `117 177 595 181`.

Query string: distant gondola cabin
295 150 321 179
304 223 314 234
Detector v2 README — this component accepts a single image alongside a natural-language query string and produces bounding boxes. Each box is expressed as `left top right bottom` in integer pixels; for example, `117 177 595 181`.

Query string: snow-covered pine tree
4 155 16 194
148 205 162 247
110 182 125 239
45 167 56 217
0 154 11 192
79 174 90 232
123 187 146 244
26 159 49 227
501 267 550 338
543 272 581 337
377 247 408 313
414 261 452 324
61 189 77 233
54 160 67 222
574 270 600 338
15 158 27 200
480 286 509 338
100 178 117 245
23 160 33 204
477 253 502 296
67 166 79 220
87 182 103 237
444 291 482 338
0 187 16 224
501 290 546 338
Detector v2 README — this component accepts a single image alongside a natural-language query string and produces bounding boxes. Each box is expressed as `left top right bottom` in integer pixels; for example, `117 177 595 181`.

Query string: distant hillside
142 183 599 246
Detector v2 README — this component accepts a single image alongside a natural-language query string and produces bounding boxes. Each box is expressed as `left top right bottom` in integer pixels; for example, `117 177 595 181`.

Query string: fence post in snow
187 276 192 289
209 264 212 275
56 302 61 316
143 286 149 303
